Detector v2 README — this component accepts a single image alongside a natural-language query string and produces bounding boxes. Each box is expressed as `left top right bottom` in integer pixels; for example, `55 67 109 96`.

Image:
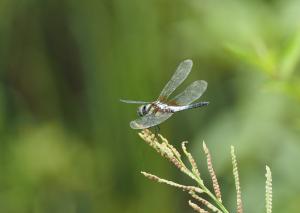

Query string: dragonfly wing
130 112 173 129
170 80 207 106
158 59 193 101
120 99 151 104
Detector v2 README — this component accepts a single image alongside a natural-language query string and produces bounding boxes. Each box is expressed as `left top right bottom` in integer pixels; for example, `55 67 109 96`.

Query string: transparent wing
130 112 173 129
170 80 207 106
158 59 193 101
120 99 151 104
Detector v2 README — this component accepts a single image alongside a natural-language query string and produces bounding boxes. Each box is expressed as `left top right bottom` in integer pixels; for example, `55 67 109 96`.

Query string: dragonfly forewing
158 59 193 101
120 99 151 104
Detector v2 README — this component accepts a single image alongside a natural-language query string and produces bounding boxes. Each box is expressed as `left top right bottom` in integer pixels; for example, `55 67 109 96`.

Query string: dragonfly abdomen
170 102 209 112
186 102 209 110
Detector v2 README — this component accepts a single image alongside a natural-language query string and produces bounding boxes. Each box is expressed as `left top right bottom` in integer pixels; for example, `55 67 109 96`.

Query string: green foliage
225 30 300 80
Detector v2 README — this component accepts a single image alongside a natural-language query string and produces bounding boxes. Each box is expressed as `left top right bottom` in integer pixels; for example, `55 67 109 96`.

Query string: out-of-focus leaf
225 43 263 68
225 42 276 76
278 30 300 79
264 77 300 102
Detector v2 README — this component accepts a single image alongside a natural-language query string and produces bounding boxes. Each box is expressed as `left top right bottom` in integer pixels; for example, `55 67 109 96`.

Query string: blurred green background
1 0 300 212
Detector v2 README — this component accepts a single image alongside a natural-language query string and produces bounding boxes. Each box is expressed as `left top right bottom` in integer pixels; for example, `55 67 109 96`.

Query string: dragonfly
120 59 209 129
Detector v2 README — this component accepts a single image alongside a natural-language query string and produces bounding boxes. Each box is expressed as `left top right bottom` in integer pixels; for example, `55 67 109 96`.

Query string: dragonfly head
137 104 151 117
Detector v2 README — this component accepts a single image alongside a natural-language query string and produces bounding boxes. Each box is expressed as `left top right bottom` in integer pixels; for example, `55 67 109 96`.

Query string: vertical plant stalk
265 166 272 213
231 146 243 213
182 141 201 179
203 142 222 203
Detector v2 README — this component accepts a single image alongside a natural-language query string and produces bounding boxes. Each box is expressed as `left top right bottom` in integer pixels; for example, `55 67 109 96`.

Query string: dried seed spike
158 134 168 144
170 157 187 172
189 191 222 213
144 128 151 135
139 130 175 160
159 142 174 158
167 143 182 159
141 171 203 193
231 146 243 213
158 134 181 159
188 200 209 213
181 141 201 179
203 141 222 202
139 131 187 172
139 130 160 152
265 166 272 213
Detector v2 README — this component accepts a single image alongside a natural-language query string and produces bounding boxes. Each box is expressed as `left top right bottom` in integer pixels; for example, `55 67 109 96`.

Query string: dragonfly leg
151 125 160 135
156 125 160 133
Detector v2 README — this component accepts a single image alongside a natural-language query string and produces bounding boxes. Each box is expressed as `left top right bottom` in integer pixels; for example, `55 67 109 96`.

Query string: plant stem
195 176 229 213
174 149 229 212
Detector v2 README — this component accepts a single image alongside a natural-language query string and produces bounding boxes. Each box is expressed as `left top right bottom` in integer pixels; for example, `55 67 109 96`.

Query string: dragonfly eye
142 105 147 115
137 105 148 117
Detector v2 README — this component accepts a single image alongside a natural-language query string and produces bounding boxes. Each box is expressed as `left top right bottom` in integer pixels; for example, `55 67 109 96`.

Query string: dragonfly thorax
137 104 151 117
